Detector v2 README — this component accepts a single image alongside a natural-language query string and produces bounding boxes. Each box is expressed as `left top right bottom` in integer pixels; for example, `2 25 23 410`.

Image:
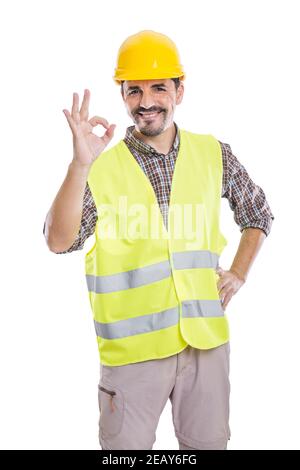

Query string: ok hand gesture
63 89 116 168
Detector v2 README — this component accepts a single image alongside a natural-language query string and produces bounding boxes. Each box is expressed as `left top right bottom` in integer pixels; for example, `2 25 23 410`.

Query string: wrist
68 159 91 176
229 267 247 283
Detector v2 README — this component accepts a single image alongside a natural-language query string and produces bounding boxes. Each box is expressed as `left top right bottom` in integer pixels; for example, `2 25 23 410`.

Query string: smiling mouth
137 111 162 119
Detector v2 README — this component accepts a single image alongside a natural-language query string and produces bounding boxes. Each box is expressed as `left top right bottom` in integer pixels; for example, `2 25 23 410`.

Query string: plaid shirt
50 123 274 253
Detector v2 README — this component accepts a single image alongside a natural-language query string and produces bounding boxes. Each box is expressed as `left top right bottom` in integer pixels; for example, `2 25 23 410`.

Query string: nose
139 90 156 110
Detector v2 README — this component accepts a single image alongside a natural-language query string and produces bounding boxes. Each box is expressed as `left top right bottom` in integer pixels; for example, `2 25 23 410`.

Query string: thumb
216 266 224 275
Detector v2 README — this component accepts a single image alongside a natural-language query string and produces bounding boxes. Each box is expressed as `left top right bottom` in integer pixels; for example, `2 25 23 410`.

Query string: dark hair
121 77 181 93
171 77 181 90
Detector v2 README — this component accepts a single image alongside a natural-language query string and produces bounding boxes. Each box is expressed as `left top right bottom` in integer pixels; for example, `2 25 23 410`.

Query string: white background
0 0 298 450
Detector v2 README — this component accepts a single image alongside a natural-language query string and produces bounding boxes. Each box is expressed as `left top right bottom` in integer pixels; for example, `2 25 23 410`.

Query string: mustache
135 107 165 115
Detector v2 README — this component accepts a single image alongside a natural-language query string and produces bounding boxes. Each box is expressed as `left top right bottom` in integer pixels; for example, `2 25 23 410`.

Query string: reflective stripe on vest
86 250 219 294
173 250 219 270
86 259 171 294
94 299 224 340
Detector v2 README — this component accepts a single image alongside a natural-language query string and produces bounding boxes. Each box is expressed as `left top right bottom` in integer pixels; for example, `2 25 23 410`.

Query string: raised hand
63 89 116 168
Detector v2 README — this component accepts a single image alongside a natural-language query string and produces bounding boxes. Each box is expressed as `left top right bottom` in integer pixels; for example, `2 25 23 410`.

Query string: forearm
44 160 91 252
229 227 266 282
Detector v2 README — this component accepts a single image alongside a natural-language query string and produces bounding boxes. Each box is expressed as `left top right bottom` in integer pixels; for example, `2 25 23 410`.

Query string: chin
141 127 166 137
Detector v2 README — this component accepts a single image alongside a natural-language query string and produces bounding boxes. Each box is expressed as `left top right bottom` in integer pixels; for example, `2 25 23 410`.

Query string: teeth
140 112 158 117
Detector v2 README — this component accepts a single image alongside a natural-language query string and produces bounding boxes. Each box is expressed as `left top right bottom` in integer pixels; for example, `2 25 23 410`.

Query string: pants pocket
98 381 124 439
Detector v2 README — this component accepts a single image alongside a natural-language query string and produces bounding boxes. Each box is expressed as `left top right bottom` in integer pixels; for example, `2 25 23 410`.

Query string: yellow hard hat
113 30 185 85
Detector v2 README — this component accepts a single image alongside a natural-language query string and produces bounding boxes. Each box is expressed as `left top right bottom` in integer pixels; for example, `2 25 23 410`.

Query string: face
121 78 184 136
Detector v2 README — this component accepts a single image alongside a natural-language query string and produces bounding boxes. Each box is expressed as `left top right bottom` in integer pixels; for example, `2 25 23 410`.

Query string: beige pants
98 342 231 450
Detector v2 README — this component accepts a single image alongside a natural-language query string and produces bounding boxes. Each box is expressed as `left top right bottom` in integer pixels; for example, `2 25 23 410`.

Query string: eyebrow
126 83 167 92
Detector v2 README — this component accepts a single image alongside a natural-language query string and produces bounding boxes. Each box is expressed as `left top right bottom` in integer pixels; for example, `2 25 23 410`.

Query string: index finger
79 89 90 120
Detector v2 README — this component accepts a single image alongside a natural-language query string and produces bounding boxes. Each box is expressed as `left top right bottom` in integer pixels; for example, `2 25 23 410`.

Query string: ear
175 81 184 105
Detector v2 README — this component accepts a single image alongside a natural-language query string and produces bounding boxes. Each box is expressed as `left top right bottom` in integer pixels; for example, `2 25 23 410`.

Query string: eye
156 87 166 91
128 90 139 95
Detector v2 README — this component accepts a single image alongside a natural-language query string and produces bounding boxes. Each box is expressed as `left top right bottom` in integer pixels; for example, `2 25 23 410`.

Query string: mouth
137 111 162 120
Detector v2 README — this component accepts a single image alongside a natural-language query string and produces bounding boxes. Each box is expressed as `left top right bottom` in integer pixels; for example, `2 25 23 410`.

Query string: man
43 30 274 450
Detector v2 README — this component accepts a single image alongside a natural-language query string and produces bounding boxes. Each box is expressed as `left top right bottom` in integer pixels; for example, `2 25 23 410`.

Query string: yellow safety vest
85 129 229 366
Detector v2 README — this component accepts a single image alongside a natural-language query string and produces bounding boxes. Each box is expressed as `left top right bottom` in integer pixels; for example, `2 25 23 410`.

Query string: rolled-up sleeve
219 141 274 236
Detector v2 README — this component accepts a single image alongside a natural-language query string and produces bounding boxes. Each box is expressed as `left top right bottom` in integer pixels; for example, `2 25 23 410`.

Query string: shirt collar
124 122 180 156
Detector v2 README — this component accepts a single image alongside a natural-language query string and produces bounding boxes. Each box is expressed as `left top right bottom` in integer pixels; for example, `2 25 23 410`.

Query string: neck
133 123 176 155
